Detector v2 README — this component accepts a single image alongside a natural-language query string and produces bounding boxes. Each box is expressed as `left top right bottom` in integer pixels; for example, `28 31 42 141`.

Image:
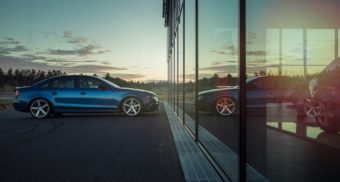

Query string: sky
0 0 167 81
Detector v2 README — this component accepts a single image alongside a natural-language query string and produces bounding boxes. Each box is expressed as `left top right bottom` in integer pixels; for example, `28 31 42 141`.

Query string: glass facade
163 0 340 181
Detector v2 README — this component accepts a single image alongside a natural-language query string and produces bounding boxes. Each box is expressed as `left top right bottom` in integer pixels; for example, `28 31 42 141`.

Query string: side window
50 77 75 88
78 77 105 89
39 82 49 88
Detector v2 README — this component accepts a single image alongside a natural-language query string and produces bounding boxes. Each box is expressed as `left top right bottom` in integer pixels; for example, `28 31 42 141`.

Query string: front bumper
144 96 160 112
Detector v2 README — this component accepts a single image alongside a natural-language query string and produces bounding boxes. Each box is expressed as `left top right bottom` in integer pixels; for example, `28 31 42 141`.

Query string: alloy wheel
304 100 322 117
216 97 236 116
30 99 50 118
122 97 142 116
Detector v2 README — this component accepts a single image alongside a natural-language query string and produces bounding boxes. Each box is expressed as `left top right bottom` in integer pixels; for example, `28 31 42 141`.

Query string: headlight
152 95 159 102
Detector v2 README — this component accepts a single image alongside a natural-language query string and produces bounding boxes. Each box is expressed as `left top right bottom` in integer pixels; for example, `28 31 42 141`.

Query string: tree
6 68 15 86
0 68 4 87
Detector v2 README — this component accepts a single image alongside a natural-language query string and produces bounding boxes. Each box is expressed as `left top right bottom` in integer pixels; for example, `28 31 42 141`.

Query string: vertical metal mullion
303 28 307 77
239 0 246 181
194 0 198 142
279 28 282 76
167 56 170 103
177 23 179 115
182 0 186 125
335 29 338 59
172 42 176 110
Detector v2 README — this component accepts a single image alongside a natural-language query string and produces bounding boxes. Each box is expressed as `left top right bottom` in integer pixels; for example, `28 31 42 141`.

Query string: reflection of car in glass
13 75 159 118
198 76 308 116
308 58 340 133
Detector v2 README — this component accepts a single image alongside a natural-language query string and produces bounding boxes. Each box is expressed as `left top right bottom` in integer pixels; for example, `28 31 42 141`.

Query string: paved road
0 105 185 182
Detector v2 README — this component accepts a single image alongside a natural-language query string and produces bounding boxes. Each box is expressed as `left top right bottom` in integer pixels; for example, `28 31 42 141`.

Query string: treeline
0 68 169 90
103 73 168 90
0 68 66 87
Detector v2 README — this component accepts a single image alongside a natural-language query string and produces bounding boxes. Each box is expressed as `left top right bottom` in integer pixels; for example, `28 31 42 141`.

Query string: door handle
51 91 57 95
80 91 86 95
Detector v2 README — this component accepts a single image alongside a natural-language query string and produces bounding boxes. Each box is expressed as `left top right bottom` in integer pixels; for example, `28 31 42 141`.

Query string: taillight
15 90 19 97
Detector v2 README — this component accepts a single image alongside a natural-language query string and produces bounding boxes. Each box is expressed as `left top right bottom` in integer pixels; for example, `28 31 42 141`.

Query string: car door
48 76 80 112
75 76 120 111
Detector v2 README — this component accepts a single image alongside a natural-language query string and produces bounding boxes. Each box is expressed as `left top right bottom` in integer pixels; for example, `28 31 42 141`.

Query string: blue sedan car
198 76 308 116
13 75 159 118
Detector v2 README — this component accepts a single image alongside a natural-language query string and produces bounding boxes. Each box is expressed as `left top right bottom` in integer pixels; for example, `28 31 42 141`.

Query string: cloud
0 37 28 55
0 54 126 74
212 61 223 66
0 45 28 55
108 73 145 80
42 32 58 38
0 37 20 45
62 31 89 45
48 43 110 56
101 61 111 65
212 44 237 55
41 31 111 57
247 50 266 56
200 65 238 73
212 50 228 55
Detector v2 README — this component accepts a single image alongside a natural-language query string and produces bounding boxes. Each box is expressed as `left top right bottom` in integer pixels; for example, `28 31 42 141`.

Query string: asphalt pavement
0 105 185 182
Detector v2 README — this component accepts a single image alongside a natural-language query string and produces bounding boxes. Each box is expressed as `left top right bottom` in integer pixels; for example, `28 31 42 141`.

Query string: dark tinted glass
50 77 74 88
78 77 104 89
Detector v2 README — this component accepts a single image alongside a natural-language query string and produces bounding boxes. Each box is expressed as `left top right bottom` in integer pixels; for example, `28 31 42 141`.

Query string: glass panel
246 0 340 181
51 77 74 88
198 0 239 180
174 35 178 111
307 29 334 74
184 0 196 135
178 11 184 121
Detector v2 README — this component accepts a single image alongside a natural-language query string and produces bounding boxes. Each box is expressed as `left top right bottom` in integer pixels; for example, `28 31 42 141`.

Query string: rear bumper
13 99 29 112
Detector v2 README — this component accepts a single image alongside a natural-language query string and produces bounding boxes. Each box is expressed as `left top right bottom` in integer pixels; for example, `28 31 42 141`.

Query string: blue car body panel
13 75 159 114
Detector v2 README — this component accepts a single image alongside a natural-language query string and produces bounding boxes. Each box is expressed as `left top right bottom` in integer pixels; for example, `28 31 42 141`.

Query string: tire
29 98 51 119
121 97 142 116
215 97 237 116
316 105 340 133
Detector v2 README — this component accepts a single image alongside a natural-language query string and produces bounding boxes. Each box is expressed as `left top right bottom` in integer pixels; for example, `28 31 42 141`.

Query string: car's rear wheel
215 97 237 116
30 99 51 119
121 97 142 116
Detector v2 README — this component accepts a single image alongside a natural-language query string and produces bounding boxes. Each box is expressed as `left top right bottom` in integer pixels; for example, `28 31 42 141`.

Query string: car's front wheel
215 97 237 116
121 97 142 116
29 99 51 119
304 99 322 117
316 105 340 133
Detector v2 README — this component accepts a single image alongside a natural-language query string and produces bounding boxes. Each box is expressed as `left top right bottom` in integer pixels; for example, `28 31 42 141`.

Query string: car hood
199 86 239 95
120 87 156 96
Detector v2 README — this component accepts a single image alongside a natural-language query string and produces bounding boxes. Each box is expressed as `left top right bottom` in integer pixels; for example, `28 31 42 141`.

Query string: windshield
246 76 260 84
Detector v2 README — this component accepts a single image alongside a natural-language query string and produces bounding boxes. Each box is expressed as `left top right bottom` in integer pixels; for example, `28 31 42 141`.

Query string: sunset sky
1 0 340 82
0 0 166 81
